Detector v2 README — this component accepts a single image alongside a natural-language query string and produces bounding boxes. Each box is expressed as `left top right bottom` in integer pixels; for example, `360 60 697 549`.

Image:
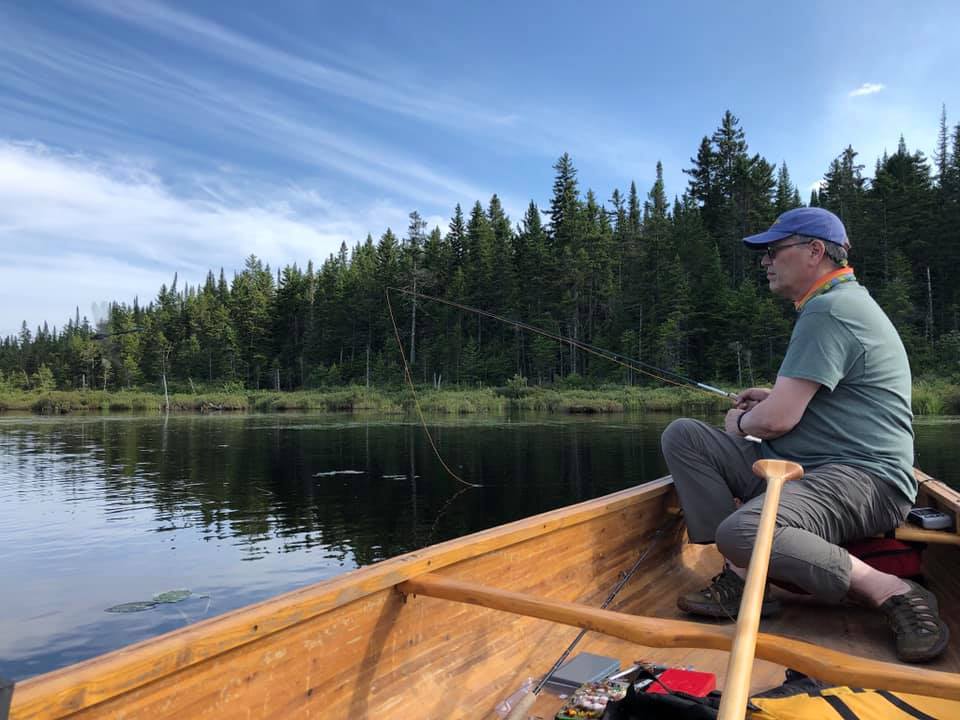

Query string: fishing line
385 288 482 488
387 286 736 399
385 285 744 490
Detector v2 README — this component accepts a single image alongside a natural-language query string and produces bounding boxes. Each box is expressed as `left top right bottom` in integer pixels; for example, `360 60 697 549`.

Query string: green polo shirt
760 280 916 501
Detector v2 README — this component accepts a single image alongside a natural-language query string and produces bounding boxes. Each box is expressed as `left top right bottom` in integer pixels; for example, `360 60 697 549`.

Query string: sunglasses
760 239 814 260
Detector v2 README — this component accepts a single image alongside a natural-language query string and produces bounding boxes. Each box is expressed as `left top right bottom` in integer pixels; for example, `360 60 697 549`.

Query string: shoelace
705 569 777 623
706 570 743 622
704 570 741 602
888 592 940 634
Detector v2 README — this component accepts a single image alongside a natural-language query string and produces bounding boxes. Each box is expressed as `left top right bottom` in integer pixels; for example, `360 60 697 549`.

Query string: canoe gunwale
11 478 675 719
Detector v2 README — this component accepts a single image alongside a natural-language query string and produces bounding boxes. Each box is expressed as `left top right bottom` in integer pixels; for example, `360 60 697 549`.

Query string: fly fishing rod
387 286 739 401
503 511 682 720
385 282 762 486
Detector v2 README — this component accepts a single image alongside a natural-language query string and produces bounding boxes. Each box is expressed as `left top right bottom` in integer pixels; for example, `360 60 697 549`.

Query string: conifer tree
446 204 467 273
774 163 802 215
934 104 950 196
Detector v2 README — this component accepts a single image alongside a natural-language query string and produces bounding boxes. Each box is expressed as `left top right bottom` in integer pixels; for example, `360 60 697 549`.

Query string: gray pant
661 418 912 602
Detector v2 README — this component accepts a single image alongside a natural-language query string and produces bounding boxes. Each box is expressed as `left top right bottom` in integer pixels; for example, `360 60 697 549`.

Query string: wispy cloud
1 1 648 207
849 83 886 97
0 14 494 209
78 0 516 130
0 142 411 337
71 0 652 182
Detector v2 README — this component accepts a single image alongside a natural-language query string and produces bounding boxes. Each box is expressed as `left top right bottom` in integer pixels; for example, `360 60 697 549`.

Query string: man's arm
725 375 821 439
734 387 771 410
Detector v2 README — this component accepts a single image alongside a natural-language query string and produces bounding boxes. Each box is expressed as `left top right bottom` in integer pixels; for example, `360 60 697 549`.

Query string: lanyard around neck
794 267 856 311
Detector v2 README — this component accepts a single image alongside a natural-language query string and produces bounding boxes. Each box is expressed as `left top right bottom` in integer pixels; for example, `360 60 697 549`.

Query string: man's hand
728 376 821 439
725 408 747 435
734 387 771 410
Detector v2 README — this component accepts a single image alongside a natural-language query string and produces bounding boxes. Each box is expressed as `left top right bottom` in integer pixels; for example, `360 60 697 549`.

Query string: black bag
602 674 722 720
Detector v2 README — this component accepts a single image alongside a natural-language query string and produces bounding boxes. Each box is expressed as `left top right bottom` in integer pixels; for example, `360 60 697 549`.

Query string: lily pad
105 601 157 613
153 589 192 604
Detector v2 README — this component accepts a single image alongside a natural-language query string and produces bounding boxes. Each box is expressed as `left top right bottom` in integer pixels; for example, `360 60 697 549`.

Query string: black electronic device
907 506 954 531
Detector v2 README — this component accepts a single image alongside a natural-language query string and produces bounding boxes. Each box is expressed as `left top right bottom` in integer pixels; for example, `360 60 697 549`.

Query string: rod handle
503 690 537 720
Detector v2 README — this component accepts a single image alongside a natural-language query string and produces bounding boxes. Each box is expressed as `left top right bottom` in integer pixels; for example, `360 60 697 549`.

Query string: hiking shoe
879 580 950 663
677 565 781 619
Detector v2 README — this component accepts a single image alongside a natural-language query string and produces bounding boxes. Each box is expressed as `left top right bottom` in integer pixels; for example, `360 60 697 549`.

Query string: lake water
1 411 957 681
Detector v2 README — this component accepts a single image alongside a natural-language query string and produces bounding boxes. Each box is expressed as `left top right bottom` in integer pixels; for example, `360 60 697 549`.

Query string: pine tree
934 104 949 195
486 193 516 316
549 153 580 250
464 201 495 308
627 180 642 236
774 163 802 215
513 201 549 320
446 204 467 273
684 137 715 213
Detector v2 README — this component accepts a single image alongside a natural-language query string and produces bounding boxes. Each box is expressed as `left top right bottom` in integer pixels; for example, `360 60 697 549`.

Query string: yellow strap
751 686 960 719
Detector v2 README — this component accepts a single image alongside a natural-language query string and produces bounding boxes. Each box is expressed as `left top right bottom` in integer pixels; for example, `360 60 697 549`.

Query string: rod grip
504 690 537 720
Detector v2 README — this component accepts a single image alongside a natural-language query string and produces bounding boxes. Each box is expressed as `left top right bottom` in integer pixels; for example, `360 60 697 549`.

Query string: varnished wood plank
895 526 960 544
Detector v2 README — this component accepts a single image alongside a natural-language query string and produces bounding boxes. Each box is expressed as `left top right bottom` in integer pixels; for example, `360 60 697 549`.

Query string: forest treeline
4 109 960 394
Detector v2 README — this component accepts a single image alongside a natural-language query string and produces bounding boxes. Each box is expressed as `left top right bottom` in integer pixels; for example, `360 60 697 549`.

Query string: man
660 206 949 663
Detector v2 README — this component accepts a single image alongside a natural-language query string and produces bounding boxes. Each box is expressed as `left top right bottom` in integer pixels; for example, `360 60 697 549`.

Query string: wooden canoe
7 469 960 719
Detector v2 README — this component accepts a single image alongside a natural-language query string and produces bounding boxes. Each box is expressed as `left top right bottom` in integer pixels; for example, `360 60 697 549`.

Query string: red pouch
842 537 924 578
646 668 716 697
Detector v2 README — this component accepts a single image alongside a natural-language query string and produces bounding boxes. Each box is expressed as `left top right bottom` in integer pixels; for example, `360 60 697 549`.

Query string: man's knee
660 417 700 461
716 512 756 568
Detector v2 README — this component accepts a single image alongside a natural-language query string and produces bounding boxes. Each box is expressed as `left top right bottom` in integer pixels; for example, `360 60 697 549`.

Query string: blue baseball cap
743 207 850 248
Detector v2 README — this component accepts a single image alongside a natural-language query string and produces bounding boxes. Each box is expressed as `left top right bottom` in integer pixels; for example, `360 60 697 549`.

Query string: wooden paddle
717 458 804 720
400 573 960 700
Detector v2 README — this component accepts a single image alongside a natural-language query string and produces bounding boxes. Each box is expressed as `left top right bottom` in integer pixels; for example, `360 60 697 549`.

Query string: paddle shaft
399 572 960 700
717 459 803 720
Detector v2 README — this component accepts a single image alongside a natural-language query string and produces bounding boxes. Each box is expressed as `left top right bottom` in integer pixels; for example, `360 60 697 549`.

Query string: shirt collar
794 267 856 311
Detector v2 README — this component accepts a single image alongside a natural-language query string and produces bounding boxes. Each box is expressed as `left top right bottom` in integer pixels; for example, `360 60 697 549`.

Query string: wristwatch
736 411 749 434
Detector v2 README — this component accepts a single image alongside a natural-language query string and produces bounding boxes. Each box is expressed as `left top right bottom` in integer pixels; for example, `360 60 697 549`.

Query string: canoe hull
12 480 680 719
11 472 959 719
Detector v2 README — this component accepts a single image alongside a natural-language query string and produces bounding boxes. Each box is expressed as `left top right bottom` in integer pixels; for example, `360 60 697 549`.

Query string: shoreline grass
1 380 957 416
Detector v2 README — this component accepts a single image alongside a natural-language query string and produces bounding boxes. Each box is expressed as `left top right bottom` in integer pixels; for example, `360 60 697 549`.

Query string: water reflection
0 412 956 681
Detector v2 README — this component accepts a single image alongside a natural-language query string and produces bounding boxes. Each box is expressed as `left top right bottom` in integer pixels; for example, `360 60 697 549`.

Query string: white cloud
849 83 886 97
78 0 515 130
43 1 648 184
0 23 493 210
0 142 411 337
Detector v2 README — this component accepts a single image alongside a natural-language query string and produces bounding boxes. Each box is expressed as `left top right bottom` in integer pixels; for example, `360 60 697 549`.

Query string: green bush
913 380 948 415
2 382 958 417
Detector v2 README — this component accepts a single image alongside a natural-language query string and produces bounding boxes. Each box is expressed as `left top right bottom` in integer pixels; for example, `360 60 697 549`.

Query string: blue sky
1 0 959 338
